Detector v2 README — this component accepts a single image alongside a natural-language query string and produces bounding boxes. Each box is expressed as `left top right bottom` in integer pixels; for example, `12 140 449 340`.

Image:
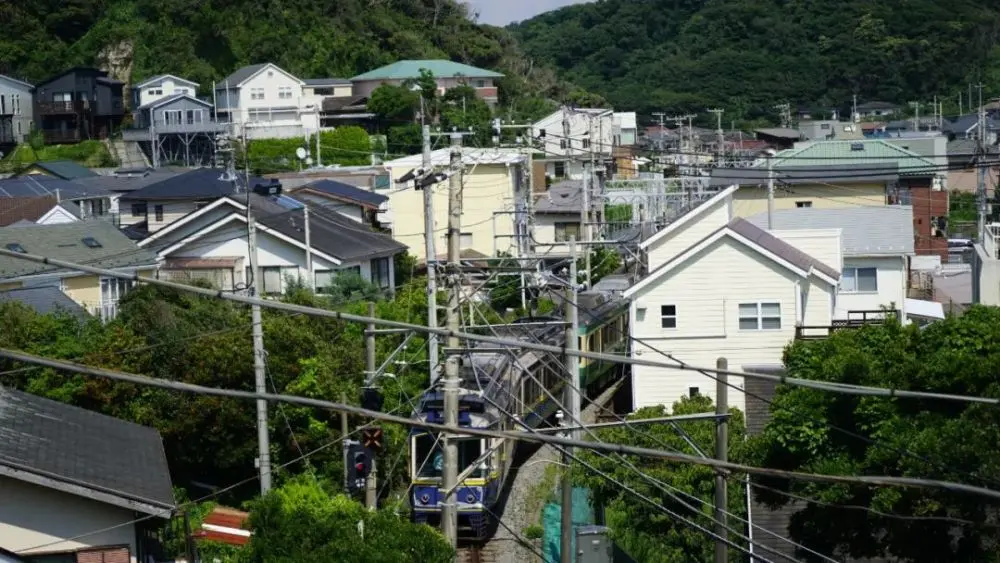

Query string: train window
413 434 443 478
459 439 486 479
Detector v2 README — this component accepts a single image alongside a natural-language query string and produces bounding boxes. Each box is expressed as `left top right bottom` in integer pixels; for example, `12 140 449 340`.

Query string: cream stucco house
0 220 158 320
382 148 529 262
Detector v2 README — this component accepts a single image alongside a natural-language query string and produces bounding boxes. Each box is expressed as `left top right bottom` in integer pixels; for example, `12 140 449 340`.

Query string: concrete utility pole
708 108 725 160
976 84 988 240
421 125 439 383
560 237 580 563
304 205 313 292
341 391 349 492
441 133 464 549
365 302 378 510
852 94 858 122
652 112 667 150
240 128 271 495
766 151 776 230
714 357 729 563
582 114 593 289
909 101 921 131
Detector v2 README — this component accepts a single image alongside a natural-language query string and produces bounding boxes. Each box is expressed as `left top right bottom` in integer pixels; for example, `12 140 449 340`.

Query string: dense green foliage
573 396 748 562
241 127 372 173
0 140 117 172
240 477 452 562
749 309 1000 561
512 0 1000 121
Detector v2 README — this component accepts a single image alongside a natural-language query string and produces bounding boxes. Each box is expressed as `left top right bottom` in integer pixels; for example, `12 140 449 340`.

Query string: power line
2 246 998 408
5 348 1000 501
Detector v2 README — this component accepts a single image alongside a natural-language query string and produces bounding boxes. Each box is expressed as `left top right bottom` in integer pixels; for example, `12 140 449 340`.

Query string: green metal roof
0 220 158 279
770 139 937 174
350 60 503 81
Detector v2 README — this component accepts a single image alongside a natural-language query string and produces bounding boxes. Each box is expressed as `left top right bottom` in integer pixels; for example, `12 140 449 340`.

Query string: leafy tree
368 84 420 125
580 246 622 286
749 309 1000 561
573 396 748 563
387 123 423 155
241 477 452 562
439 84 493 146
318 126 372 166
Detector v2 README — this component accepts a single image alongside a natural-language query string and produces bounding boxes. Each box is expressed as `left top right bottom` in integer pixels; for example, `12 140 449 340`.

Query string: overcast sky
464 0 592 26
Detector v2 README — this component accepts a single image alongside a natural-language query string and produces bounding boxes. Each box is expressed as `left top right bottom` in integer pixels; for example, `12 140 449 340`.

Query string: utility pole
441 133 464 549
315 123 322 168
341 391 349 492
714 357 729 563
910 101 920 131
708 108 725 160
560 237 580 563
304 205 313 292
852 94 858 122
232 127 271 495
977 83 988 240
365 302 378 510
766 152 775 230
652 112 667 150
422 125 439 383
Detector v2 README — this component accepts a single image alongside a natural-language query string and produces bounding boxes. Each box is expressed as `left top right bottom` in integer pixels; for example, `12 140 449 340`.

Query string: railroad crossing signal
346 442 372 494
362 426 384 453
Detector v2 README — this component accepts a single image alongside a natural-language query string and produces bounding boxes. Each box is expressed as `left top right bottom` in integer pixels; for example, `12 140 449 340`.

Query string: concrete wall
630 236 834 411
0 475 138 562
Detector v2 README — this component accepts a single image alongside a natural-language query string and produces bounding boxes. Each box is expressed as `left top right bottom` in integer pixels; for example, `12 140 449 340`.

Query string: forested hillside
512 0 1000 120
0 0 574 115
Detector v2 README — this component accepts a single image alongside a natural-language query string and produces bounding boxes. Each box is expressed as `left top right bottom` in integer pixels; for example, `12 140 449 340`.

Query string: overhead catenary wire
5 348 1000 502
1 245 998 408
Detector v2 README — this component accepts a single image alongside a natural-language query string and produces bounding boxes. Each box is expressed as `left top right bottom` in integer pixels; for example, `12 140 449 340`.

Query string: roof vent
5 243 26 253
850 142 865 151
81 237 102 248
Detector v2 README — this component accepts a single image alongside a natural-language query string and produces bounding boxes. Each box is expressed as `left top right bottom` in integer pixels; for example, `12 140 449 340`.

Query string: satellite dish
295 147 307 160
305 157 314 166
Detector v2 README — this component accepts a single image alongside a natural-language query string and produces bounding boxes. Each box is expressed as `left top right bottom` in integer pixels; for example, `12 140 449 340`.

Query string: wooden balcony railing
37 100 90 114
795 310 900 340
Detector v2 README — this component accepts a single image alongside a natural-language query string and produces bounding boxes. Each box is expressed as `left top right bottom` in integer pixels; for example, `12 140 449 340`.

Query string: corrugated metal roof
384 148 526 168
351 60 503 81
745 206 915 256
768 139 936 171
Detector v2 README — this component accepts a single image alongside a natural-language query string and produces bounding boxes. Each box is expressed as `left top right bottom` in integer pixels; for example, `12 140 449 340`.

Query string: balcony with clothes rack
794 310 900 340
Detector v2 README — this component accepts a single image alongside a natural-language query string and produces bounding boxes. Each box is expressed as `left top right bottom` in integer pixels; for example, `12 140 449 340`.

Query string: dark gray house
32 67 124 144
123 94 226 167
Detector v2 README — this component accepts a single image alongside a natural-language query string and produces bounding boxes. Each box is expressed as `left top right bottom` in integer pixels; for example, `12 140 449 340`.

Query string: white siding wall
238 67 304 126
149 201 199 233
37 205 79 225
533 110 614 160
531 214 579 257
836 256 907 319
630 237 835 411
137 77 197 107
646 198 731 268
769 229 842 272
543 160 585 180
0 476 138 562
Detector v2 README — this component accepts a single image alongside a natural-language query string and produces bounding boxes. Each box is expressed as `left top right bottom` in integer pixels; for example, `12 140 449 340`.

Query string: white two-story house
132 74 199 108
214 63 317 139
626 186 841 411
533 108 615 180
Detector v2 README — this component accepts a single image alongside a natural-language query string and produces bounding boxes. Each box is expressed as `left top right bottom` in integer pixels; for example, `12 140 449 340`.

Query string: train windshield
412 434 486 479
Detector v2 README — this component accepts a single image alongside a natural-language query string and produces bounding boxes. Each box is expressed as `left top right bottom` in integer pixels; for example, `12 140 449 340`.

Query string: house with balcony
0 74 33 150
33 67 124 144
137 191 405 293
532 108 615 180
0 221 158 320
214 63 316 139
132 74 199 108
382 148 529 261
123 92 227 167
0 386 175 563
350 60 503 106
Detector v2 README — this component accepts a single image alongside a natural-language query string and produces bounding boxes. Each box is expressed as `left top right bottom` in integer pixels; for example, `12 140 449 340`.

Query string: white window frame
738 302 781 331
250 88 265 101
795 201 812 208
278 86 293 100
554 222 580 243
660 305 677 329
99 276 134 321
841 266 878 293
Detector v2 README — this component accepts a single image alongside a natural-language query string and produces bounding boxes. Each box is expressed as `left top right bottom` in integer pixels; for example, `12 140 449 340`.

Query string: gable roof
20 160 98 180
133 74 199 90
217 63 303 88
0 385 175 515
0 74 32 90
35 67 108 88
351 60 503 81
0 220 159 279
292 179 388 209
0 175 111 201
767 139 937 173
118 168 266 201
638 186 736 250
626 217 838 298
36 201 83 224
0 286 89 318
71 169 186 193
746 206 915 256
137 93 213 111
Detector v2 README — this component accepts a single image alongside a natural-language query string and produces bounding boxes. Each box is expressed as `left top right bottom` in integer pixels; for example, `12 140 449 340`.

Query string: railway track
456 542 502 563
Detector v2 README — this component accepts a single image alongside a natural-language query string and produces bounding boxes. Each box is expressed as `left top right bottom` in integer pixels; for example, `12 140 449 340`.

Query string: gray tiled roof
0 220 159 279
745 206 915 256
0 286 88 318
294 179 388 208
57 201 81 219
0 175 111 201
728 218 840 279
534 180 583 214
71 169 186 193
24 160 98 180
0 386 175 513
217 64 269 88
118 168 263 201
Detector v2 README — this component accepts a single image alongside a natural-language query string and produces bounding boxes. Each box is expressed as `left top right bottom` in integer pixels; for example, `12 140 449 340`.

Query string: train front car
408 389 504 539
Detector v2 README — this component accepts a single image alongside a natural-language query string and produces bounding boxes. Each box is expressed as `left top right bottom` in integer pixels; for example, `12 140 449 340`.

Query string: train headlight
419 493 430 504
465 492 476 503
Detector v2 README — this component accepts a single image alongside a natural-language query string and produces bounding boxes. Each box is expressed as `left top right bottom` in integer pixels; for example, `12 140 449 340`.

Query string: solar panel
5 243 25 253
271 194 304 210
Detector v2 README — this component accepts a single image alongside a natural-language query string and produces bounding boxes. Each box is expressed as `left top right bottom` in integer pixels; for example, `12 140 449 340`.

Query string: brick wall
906 179 949 261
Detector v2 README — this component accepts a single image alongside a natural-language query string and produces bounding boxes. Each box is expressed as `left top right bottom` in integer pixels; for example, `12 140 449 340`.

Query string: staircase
107 138 150 170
